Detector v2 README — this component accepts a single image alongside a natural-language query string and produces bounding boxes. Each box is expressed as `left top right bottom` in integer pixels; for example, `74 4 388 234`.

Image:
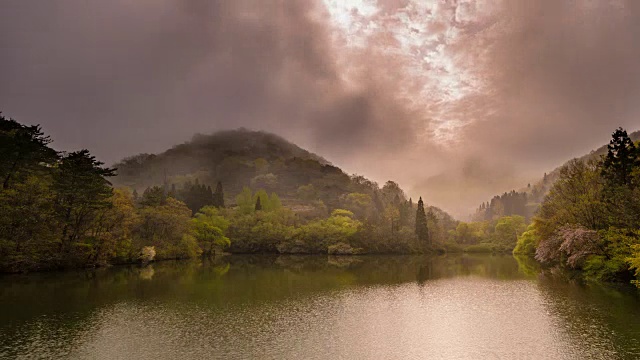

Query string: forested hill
113 128 455 222
2 114 458 272
529 129 640 195
474 129 640 221
114 129 328 196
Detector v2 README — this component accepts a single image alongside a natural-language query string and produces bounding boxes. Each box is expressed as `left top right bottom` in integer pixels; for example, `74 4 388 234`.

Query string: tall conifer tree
602 127 639 187
415 197 429 244
255 196 262 211
213 181 225 208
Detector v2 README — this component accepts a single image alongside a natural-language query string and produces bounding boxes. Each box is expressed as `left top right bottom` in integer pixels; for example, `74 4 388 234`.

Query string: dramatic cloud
323 0 640 216
2 0 640 217
417 0 640 215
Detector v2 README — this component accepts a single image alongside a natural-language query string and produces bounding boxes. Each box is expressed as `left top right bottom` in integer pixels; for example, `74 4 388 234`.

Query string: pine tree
213 181 225 208
52 150 116 252
602 127 639 187
415 197 429 245
255 196 262 211
207 185 213 204
1 114 58 189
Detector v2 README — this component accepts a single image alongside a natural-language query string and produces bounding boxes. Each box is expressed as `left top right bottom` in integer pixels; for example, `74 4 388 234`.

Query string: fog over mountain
2 0 640 217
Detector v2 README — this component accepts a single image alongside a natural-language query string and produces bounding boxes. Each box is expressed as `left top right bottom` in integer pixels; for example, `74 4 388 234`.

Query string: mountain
472 130 640 221
112 128 456 227
113 129 345 207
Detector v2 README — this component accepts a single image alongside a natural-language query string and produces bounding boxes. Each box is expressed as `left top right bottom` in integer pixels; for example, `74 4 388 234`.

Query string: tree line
0 114 456 272
513 128 640 286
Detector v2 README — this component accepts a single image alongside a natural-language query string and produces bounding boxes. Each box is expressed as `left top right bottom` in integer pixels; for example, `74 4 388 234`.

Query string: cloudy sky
1 0 639 217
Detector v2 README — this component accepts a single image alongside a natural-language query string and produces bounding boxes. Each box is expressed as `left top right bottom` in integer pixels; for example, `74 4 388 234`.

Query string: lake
1 254 640 359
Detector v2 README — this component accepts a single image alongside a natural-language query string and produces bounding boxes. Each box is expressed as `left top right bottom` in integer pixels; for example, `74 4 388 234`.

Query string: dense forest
2 111 639 287
0 114 459 272
517 128 640 285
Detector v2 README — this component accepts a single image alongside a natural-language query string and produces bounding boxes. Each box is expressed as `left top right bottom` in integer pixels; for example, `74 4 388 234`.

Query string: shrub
464 243 496 253
140 246 156 264
327 242 363 255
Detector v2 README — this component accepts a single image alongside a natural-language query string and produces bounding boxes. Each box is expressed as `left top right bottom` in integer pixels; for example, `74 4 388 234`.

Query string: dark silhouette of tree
602 127 639 187
52 150 116 253
178 179 214 213
140 186 166 207
213 181 225 208
207 185 213 203
255 195 262 211
415 197 429 244
476 190 528 221
0 114 58 189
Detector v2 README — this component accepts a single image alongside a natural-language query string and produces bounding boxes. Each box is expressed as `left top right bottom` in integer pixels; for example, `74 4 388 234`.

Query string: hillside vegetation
442 129 640 262
0 115 457 272
473 130 640 221
521 128 640 286
113 128 458 255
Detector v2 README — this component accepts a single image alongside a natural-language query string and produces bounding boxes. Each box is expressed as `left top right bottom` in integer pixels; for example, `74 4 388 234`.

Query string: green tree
235 186 254 214
255 195 262 211
286 209 362 253
269 192 282 211
415 197 429 245
52 150 116 258
191 206 230 256
602 127 639 187
178 180 212 213
254 189 269 211
381 181 405 206
493 215 526 248
534 159 606 242
628 243 640 287
89 188 140 265
0 175 56 271
134 197 193 260
140 186 167 207
513 225 539 255
343 192 373 220
0 114 58 189
455 222 473 245
213 181 225 208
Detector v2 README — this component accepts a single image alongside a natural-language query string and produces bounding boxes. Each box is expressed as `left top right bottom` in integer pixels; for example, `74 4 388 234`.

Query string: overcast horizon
2 0 640 217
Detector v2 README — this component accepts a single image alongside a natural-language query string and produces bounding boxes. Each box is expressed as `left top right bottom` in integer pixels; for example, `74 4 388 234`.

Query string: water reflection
1 254 639 359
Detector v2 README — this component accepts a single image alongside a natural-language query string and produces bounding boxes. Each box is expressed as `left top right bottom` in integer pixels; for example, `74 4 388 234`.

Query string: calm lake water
2 254 640 360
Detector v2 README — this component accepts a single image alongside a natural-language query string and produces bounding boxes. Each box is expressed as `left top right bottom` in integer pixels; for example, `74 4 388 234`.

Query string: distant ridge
113 128 338 205
473 129 640 220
